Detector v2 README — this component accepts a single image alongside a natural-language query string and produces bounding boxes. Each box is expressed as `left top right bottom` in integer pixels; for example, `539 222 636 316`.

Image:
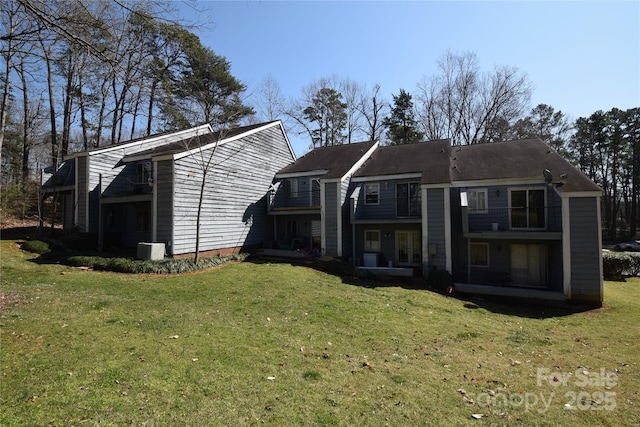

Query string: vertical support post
98 173 103 252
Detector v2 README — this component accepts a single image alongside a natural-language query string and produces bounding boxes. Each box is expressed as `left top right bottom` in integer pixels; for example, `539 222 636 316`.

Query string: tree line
1 0 638 240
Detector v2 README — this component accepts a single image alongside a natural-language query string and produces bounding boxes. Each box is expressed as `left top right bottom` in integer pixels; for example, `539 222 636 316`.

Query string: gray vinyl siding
155 160 174 253
171 125 294 255
76 156 88 232
340 179 351 257
569 197 602 304
426 188 446 270
353 181 410 219
87 151 124 233
464 184 562 232
324 182 338 255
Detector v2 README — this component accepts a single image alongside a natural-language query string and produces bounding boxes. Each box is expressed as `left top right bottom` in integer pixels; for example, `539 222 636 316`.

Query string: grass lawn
1 238 639 426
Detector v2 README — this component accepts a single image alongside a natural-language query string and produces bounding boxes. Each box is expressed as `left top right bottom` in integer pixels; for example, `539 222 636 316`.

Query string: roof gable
276 140 378 179
121 121 292 162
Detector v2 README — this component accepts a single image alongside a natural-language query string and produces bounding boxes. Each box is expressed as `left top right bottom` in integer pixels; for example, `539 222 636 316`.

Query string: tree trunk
40 35 58 166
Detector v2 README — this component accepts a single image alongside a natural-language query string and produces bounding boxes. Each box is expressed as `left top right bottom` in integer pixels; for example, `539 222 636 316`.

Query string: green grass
1 238 639 426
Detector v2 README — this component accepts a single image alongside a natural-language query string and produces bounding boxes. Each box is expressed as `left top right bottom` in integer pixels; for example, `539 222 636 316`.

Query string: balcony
268 186 321 214
100 170 153 200
464 206 562 239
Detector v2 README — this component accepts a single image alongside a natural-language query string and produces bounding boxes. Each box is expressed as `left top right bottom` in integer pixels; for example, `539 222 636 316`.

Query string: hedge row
602 250 640 280
65 253 248 274
20 240 247 274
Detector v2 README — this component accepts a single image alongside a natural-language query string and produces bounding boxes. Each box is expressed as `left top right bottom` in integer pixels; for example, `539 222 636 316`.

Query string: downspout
151 161 157 242
98 173 103 252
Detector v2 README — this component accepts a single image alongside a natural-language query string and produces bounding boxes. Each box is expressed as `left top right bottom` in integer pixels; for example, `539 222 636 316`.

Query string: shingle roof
276 140 378 179
353 139 452 185
122 121 280 160
451 138 601 193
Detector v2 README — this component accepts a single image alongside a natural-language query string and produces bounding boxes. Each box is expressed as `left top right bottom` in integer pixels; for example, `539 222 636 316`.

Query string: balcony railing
101 171 153 197
467 206 562 232
268 188 321 212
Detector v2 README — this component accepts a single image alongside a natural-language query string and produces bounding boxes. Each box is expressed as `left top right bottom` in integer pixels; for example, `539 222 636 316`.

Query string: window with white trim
468 189 488 214
364 230 381 252
396 182 421 217
470 242 489 267
364 183 379 205
510 188 545 229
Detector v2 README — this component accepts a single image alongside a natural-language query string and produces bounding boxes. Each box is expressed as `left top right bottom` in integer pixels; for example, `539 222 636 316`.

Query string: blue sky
176 1 640 156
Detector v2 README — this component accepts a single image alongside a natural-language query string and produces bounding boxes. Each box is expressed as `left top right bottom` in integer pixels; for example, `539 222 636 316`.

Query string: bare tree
358 83 388 142
416 50 532 145
289 75 377 148
251 75 286 121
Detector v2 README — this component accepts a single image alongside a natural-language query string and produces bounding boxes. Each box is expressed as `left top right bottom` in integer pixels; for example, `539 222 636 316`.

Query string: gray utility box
137 242 165 260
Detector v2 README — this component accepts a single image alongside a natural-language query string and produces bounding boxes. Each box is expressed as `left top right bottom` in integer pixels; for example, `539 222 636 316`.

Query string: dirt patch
0 291 22 313
584 304 611 315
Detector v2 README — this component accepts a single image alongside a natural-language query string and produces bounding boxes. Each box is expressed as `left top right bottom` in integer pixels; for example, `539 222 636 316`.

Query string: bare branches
415 50 532 145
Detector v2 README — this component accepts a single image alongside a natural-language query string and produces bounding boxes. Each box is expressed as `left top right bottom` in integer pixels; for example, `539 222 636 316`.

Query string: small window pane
468 189 487 214
470 243 489 267
364 230 381 252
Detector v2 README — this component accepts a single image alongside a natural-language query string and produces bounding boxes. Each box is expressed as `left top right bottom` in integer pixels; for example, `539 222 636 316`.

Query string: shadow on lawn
3 226 591 321
245 255 591 319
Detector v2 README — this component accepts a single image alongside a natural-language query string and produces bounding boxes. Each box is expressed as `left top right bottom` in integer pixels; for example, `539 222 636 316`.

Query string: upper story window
364 183 379 205
396 182 421 217
286 179 298 198
137 162 152 184
468 189 488 214
510 188 545 229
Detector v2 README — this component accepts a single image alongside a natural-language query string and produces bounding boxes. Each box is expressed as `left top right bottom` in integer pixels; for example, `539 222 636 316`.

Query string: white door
396 231 421 266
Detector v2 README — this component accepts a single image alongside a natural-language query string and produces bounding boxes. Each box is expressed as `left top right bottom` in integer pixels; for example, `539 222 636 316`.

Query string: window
364 183 379 205
364 230 381 252
136 208 150 232
468 189 488 214
396 183 421 217
510 188 545 229
286 179 298 198
137 162 151 184
397 230 421 265
470 242 489 267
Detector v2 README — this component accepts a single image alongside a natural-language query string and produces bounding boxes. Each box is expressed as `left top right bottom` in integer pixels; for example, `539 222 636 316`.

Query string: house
40 121 296 257
348 138 603 306
349 140 452 274
448 139 603 306
266 140 378 257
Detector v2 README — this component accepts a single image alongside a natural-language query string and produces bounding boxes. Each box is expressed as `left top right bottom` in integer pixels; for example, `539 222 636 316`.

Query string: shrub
602 250 640 280
428 269 454 292
21 240 51 255
65 253 248 274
